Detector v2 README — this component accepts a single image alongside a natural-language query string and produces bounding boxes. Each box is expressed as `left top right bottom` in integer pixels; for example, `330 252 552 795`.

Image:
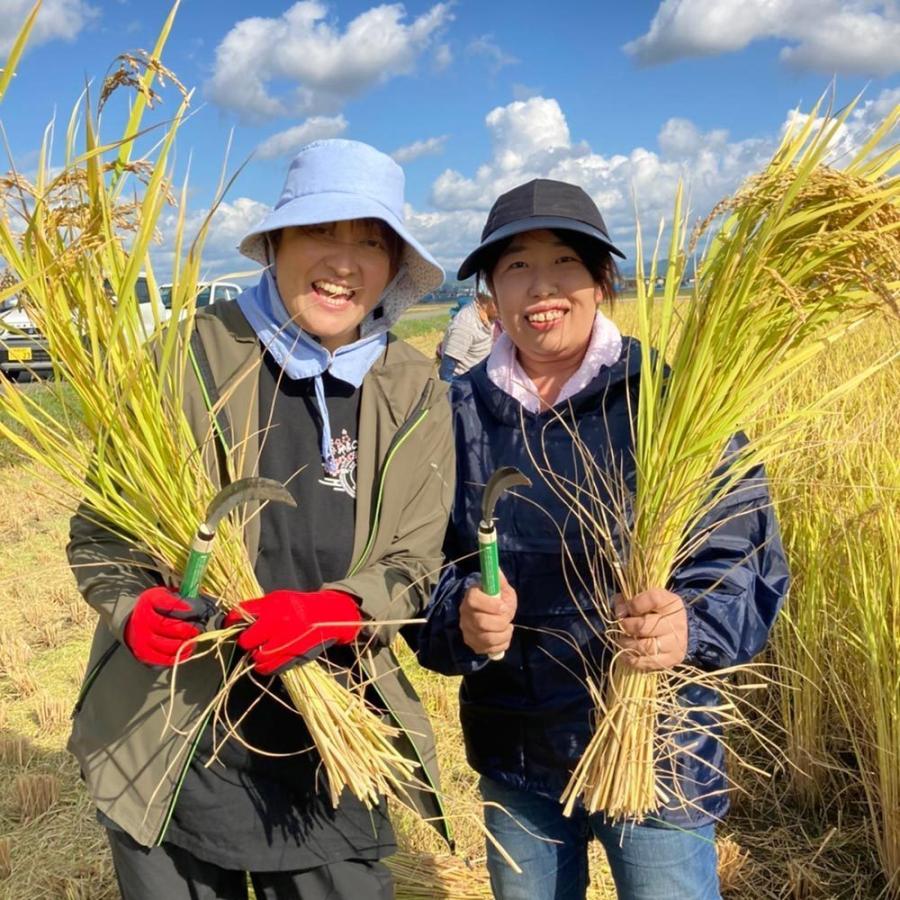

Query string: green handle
180 547 209 601
478 525 506 662
479 536 501 597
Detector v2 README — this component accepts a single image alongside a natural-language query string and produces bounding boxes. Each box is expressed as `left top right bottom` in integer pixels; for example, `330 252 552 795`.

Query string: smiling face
274 219 398 352
489 229 602 379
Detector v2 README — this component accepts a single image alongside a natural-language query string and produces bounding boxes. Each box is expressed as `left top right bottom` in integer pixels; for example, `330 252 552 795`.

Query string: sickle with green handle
479 466 531 661
179 477 297 601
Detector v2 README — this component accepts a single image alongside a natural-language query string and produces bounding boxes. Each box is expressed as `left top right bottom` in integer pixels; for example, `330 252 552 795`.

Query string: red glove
224 589 362 676
124 586 204 667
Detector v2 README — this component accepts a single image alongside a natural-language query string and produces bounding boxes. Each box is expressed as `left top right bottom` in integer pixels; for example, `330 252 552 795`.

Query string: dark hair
269 218 404 277
477 228 619 306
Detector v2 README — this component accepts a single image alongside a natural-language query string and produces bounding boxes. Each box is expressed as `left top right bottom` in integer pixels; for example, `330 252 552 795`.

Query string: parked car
0 296 52 381
160 281 242 310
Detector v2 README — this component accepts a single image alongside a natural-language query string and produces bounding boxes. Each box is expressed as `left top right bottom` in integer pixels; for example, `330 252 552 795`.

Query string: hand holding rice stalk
561 95 900 820
0 4 419 810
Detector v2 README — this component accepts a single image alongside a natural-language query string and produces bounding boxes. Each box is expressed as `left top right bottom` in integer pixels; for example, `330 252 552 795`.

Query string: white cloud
391 135 448 164
432 42 453 72
625 0 900 76
255 115 348 160
512 83 542 101
206 1 453 124
152 197 270 279
157 88 899 282
402 204 484 275
0 0 98 59
466 34 519 73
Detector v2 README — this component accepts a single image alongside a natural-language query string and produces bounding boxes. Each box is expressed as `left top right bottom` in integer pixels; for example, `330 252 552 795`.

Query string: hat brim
238 191 444 335
239 192 439 272
457 215 626 281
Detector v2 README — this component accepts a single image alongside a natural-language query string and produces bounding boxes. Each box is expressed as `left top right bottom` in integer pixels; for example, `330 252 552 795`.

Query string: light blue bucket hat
239 139 444 333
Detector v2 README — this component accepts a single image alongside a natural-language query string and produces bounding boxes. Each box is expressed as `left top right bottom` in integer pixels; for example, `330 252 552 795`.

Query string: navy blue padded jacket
415 337 789 828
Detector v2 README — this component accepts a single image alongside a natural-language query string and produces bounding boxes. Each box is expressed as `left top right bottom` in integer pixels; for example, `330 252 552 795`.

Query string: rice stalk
386 851 493 899
0 734 31 767
33 692 69 732
0 4 420 813
0 836 11 881
831 453 900 895
12 773 60 821
562 95 900 819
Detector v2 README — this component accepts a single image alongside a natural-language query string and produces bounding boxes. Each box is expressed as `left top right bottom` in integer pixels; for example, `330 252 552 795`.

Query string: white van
138 280 242 332
159 281 242 313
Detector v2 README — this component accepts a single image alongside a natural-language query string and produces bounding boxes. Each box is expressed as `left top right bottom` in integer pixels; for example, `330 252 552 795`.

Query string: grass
392 311 449 346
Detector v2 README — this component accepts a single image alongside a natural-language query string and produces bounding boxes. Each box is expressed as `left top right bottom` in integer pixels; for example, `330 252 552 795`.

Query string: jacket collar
467 336 644 427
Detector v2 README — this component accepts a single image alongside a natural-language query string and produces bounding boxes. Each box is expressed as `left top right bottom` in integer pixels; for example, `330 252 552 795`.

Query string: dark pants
107 829 394 900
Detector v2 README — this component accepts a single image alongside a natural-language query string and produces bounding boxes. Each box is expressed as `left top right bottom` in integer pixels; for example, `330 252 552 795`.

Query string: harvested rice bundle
562 97 900 819
0 5 425 821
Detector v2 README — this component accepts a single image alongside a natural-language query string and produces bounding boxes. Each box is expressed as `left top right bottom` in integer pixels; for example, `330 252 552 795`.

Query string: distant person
437 292 497 381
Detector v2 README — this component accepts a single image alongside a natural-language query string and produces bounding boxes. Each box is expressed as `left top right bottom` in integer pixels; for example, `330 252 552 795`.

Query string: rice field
0 305 896 898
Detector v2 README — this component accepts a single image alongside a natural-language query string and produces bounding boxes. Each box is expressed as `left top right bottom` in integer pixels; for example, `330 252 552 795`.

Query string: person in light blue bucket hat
69 139 455 899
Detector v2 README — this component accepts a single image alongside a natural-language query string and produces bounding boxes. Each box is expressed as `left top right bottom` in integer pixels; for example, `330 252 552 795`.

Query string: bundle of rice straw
386 852 493 899
560 95 899 820
0 2 417 809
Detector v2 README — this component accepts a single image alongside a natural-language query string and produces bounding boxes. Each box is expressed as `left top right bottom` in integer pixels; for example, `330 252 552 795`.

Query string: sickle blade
481 466 531 525
204 476 296 534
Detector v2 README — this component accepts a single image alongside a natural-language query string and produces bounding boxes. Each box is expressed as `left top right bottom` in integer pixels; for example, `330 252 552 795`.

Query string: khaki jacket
67 300 455 847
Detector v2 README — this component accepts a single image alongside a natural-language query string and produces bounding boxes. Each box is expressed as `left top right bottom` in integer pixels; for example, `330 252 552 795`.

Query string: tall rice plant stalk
0 3 417 810
832 450 900 898
832 451 900 895
562 96 900 820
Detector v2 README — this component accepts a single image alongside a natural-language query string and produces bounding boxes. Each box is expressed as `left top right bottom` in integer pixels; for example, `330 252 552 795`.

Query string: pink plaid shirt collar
485 311 622 413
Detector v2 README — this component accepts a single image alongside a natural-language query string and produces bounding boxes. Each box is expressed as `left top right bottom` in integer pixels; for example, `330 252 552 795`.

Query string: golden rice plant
831 451 899 894
0 2 418 811
767 323 898 809
562 95 900 819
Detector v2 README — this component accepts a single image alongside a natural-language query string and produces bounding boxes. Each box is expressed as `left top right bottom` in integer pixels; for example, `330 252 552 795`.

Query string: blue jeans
480 776 721 900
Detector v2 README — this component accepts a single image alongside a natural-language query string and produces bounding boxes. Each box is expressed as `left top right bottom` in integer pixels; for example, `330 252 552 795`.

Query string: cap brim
457 215 626 280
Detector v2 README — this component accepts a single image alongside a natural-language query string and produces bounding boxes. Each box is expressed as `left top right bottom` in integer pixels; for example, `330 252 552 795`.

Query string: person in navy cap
417 178 788 900
68 139 455 899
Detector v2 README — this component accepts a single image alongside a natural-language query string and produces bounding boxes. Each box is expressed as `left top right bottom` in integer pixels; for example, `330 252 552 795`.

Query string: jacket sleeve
415 555 492 676
67 502 159 643
326 395 456 647
670 464 789 671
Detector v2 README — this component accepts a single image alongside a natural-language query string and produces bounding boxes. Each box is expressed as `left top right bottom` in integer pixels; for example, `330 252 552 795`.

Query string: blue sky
1 0 898 280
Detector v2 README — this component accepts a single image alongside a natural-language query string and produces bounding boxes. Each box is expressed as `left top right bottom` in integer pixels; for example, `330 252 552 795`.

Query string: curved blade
482 466 531 525
204 476 296 534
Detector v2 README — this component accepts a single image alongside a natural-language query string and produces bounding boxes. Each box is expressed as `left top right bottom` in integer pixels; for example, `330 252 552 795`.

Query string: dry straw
561 96 899 820
0 2 424 813
0 836 10 881
12 773 60 822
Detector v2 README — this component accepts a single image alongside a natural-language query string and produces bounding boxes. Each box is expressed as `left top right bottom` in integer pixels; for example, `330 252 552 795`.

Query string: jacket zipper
344 378 455 846
71 642 120 717
347 379 434 577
